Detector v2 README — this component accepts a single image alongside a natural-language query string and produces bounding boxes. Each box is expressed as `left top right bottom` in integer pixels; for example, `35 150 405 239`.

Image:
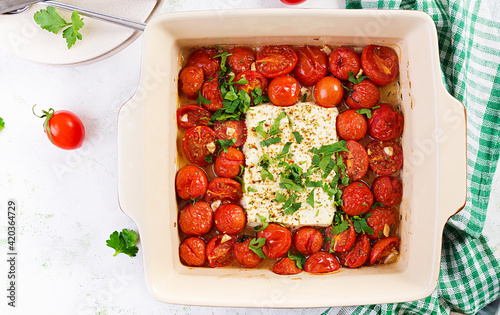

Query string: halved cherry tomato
313 76 344 108
175 165 208 200
341 181 374 216
329 47 361 81
272 257 302 275
361 45 399 86
345 79 380 109
340 234 370 268
268 76 300 106
176 105 211 130
205 177 243 204
257 223 292 259
187 48 221 78
214 204 246 234
336 109 368 141
366 207 399 240
370 237 400 265
214 147 245 178
293 46 328 86
227 47 255 75
304 252 340 273
179 66 204 99
234 236 264 268
256 45 298 78
234 70 268 94
179 237 206 266
324 223 356 253
201 79 223 112
213 119 247 147
206 234 236 267
339 140 369 181
178 201 214 236
372 176 403 207
293 227 323 255
368 104 404 140
366 140 403 175
182 126 216 166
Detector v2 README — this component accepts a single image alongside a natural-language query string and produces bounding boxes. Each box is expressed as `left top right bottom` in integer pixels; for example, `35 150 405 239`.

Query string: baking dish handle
437 86 467 226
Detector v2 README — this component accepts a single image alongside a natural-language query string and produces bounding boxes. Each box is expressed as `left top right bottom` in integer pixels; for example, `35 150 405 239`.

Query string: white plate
0 0 163 66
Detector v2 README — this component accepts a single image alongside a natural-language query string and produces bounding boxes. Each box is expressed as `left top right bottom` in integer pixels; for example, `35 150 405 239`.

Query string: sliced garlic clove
383 146 394 156
220 234 232 244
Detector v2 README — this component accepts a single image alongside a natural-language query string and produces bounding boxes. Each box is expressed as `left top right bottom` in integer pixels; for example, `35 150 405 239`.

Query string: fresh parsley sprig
0 117 4 132
34 7 84 49
106 229 139 257
288 251 306 269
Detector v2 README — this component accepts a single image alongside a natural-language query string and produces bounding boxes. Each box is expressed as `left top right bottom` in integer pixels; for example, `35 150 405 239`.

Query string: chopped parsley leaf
260 137 281 147
292 131 303 144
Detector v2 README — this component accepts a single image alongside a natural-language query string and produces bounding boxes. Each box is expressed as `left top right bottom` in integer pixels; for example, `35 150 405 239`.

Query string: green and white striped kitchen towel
328 0 500 314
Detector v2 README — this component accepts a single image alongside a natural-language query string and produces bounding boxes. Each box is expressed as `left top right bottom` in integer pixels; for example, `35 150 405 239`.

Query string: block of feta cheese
241 102 339 227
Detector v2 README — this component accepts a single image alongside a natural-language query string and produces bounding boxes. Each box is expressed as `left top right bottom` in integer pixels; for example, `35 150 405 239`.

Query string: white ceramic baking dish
117 9 467 307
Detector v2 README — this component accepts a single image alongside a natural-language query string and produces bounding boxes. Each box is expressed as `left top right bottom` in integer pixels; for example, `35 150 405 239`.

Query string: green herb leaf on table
248 237 266 258
106 229 139 257
288 252 306 269
0 117 4 131
34 7 85 49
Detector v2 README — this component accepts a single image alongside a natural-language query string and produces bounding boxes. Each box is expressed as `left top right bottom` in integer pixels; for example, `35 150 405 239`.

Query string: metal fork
2 1 146 32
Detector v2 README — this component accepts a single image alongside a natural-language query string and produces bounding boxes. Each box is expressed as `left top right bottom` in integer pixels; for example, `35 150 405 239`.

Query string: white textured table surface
1 1 499 314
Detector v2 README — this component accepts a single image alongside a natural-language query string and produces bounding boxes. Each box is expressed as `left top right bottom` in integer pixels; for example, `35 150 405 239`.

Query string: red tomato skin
341 234 371 268
370 237 400 265
280 0 307 4
179 66 204 100
268 76 300 106
329 47 361 81
257 223 292 259
178 201 214 236
205 177 243 204
339 140 369 181
293 46 328 86
345 79 380 109
46 110 85 150
214 204 246 234
366 140 404 175
313 76 344 108
256 45 298 78
324 223 356 253
201 79 223 112
361 45 399 86
176 105 211 130
293 227 324 255
272 257 303 275
372 176 403 206
368 104 404 140
366 207 399 240
179 237 206 266
187 49 221 79
227 47 255 75
213 119 247 147
304 252 340 273
234 70 268 94
234 237 264 268
214 148 245 178
206 234 236 267
175 165 208 200
336 109 368 141
182 126 216 166
341 181 374 216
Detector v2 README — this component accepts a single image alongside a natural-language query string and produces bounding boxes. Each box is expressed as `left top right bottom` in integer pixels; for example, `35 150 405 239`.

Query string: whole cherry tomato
336 109 368 141
178 201 214 236
370 237 400 265
304 252 340 273
234 236 264 268
339 140 369 181
368 104 404 140
214 203 246 234
179 237 206 266
329 47 361 81
175 165 208 200
361 45 399 86
182 126 216 166
176 105 211 130
205 177 243 204
366 207 399 240
33 105 85 150
213 119 247 147
272 257 302 275
293 227 323 255
345 79 380 109
341 181 374 216
268 76 300 106
313 76 344 108
206 234 236 267
179 66 204 99
257 223 292 258
372 176 403 206
227 47 255 74
201 79 223 112
214 148 245 178
234 70 268 94
256 45 298 78
293 46 328 86
324 223 356 253
366 140 404 175
187 48 221 78
340 234 370 268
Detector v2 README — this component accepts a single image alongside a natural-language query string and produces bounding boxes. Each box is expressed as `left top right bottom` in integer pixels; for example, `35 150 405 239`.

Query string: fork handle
44 1 146 32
